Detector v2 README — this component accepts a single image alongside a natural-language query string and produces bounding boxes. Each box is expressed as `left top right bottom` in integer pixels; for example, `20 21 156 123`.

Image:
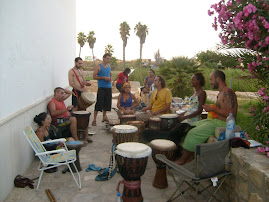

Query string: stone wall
221 148 269 202
86 80 141 94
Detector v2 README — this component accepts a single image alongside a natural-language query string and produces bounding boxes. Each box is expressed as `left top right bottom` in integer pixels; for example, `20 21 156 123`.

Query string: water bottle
226 113 235 139
115 193 122 202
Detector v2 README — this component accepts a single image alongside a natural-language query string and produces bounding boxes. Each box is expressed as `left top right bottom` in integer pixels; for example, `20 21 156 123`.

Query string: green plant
104 44 114 55
159 57 199 98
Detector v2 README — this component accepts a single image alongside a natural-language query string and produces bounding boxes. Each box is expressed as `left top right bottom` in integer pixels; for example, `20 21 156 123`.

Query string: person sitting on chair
136 76 172 123
34 112 74 173
117 83 140 115
48 87 82 141
175 70 238 165
112 68 131 92
177 73 207 125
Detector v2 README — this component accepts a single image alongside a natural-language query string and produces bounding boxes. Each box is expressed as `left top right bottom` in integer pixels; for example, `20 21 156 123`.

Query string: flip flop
89 164 102 171
86 164 95 172
92 121 97 126
95 166 117 181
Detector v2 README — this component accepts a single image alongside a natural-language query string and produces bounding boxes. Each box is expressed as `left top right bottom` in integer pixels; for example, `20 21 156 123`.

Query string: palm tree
119 21 130 69
87 31 96 66
134 22 149 67
104 44 114 55
77 32 86 57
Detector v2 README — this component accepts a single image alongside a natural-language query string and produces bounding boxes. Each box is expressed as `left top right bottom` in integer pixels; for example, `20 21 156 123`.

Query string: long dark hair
194 73 205 87
34 112 48 127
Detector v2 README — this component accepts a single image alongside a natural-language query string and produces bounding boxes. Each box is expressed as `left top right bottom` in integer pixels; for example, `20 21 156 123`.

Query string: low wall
0 90 71 201
87 80 141 93
221 147 269 201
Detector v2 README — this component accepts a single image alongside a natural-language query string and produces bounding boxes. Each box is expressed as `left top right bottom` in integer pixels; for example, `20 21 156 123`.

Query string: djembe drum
159 114 178 131
127 121 145 142
78 91 96 110
115 142 152 202
150 139 177 189
120 115 136 125
71 111 91 132
148 117 160 130
65 141 83 172
111 125 138 144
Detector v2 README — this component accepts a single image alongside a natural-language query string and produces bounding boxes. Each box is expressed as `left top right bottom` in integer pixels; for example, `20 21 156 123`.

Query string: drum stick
45 189 56 202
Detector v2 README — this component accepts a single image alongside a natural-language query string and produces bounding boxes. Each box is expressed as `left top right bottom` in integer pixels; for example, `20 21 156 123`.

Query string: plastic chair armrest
35 149 66 156
156 154 198 180
41 138 67 144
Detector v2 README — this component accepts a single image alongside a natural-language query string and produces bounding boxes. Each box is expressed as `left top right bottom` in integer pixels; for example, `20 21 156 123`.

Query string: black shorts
95 87 112 112
72 89 82 107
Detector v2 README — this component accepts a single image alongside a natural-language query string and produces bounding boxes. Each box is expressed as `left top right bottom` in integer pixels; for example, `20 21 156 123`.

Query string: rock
249 164 263 188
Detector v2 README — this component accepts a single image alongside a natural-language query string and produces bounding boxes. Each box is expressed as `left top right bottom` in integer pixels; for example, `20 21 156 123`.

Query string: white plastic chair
23 126 81 190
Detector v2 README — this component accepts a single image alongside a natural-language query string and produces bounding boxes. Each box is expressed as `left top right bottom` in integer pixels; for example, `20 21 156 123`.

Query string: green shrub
159 57 199 98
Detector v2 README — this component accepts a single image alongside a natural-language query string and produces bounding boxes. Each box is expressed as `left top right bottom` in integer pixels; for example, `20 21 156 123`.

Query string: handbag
14 175 38 189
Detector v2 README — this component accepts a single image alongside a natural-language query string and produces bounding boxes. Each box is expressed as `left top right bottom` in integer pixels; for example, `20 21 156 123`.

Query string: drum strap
72 69 84 88
116 180 141 193
72 69 84 99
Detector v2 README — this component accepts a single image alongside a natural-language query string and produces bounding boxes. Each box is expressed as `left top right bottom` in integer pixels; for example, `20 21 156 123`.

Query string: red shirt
48 98 70 125
117 72 128 84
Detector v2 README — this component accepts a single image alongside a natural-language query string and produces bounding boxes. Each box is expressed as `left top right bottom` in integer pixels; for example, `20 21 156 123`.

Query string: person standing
92 53 112 126
112 68 131 92
68 57 91 111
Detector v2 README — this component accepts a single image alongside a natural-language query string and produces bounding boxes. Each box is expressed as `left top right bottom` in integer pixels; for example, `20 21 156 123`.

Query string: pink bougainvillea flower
267 152 269 157
255 125 260 130
263 95 268 100
250 105 256 111
244 132 249 137
257 147 265 153
265 147 269 152
266 141 269 145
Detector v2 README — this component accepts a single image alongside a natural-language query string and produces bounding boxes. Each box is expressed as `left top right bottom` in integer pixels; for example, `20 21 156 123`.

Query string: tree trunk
140 43 143 67
92 48 95 66
123 43 125 70
79 46 81 57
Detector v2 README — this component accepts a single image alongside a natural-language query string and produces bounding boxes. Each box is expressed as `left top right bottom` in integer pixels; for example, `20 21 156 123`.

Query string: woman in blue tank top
117 83 140 115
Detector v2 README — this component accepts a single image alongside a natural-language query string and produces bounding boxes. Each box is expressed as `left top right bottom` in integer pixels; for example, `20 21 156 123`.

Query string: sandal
95 166 117 181
102 116 108 122
92 121 97 126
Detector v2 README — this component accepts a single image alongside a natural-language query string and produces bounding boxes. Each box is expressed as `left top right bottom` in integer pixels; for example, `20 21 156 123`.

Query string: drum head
149 117 160 121
72 111 90 115
111 125 138 133
160 114 178 119
127 121 144 124
81 92 96 103
115 142 152 158
150 139 176 151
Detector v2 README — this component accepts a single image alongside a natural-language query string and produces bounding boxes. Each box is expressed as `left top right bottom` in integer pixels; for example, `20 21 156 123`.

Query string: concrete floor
5 98 212 202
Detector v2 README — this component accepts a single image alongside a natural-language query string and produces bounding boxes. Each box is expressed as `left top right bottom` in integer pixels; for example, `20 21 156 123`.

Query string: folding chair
156 139 232 202
23 126 81 190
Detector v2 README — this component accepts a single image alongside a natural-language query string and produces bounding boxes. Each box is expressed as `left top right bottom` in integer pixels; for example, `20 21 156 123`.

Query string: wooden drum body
127 121 145 141
115 142 152 202
71 111 91 131
159 114 178 131
78 91 96 110
150 139 177 189
111 125 138 144
120 115 136 125
148 117 160 130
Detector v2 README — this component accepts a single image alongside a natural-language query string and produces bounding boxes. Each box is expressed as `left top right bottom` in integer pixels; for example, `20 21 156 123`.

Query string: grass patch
202 68 261 92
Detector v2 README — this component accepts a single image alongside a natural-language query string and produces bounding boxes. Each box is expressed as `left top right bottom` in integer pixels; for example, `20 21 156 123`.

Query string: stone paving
5 98 213 202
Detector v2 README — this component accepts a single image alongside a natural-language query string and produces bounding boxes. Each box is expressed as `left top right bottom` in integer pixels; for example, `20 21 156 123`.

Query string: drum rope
116 180 141 193
108 143 116 179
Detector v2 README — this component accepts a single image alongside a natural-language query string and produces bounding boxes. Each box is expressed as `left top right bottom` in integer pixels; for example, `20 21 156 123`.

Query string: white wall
0 0 76 200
